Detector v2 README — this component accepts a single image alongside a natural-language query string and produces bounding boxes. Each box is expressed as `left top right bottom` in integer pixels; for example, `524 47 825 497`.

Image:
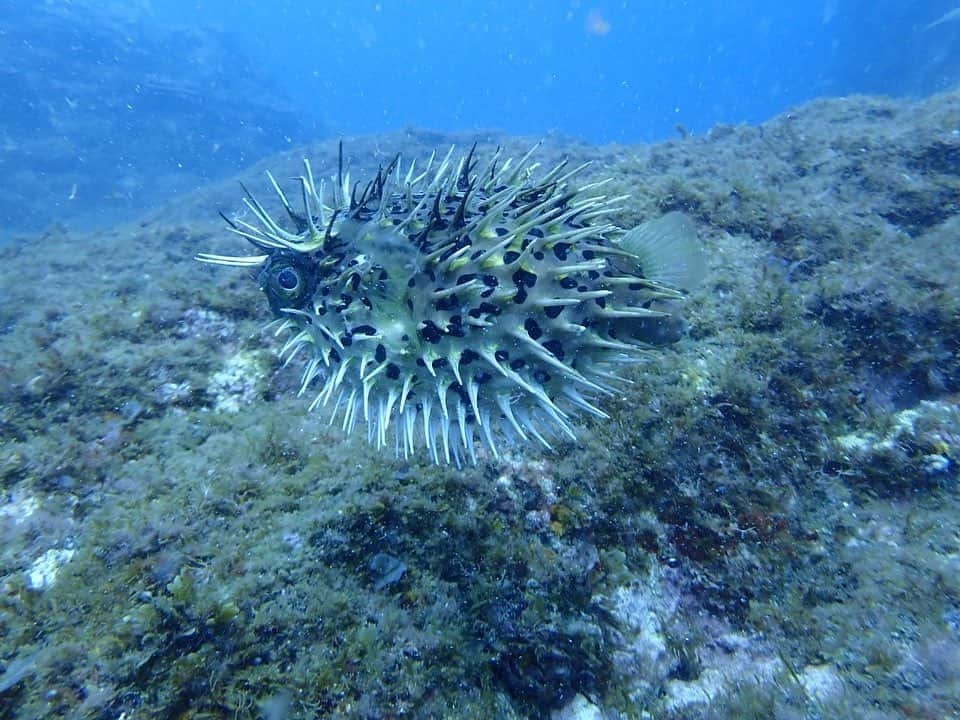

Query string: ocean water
1 2 960 719
151 0 959 142
1 1 956 233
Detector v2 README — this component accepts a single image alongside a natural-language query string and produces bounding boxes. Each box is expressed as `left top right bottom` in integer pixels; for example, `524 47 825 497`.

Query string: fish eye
276 266 301 292
259 253 316 314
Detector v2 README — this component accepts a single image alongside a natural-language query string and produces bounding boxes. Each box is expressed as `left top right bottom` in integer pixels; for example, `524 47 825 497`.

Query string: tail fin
616 212 705 292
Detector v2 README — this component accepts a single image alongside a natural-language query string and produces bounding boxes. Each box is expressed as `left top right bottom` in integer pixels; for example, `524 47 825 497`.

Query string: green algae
1 91 960 719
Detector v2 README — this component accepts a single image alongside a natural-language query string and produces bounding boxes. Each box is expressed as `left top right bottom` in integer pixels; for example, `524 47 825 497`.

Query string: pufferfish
198 142 703 466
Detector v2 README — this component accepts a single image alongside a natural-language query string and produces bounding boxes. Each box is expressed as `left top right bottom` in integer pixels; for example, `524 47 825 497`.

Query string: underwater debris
924 7 960 32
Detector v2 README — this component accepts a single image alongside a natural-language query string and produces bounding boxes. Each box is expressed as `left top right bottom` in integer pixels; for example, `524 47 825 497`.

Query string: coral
833 400 958 492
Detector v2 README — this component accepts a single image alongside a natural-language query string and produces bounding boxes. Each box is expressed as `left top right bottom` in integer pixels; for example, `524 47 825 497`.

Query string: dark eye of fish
276 266 300 291
260 253 316 313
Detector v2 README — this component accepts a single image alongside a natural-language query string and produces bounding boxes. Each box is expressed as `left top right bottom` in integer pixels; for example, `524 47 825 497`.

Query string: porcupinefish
198 143 703 465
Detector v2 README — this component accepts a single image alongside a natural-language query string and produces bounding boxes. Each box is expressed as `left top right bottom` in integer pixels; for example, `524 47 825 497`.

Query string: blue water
151 0 958 142
0 0 956 234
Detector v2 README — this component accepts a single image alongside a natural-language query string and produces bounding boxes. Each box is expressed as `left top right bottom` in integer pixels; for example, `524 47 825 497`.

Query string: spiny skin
199 143 689 465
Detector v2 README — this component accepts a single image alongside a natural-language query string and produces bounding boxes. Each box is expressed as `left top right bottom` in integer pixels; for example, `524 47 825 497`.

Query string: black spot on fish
447 317 465 337
420 321 442 344
512 269 538 288
436 295 458 311
525 318 542 340
533 369 551 384
542 339 564 360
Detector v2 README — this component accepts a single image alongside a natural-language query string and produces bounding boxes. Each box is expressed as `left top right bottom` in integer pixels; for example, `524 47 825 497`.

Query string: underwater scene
1 1 959 718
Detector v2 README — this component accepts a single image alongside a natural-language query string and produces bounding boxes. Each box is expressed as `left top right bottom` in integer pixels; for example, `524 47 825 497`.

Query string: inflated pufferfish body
199 143 703 465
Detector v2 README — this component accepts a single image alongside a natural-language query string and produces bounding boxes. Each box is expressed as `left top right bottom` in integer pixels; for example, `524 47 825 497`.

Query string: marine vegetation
200 143 703 465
